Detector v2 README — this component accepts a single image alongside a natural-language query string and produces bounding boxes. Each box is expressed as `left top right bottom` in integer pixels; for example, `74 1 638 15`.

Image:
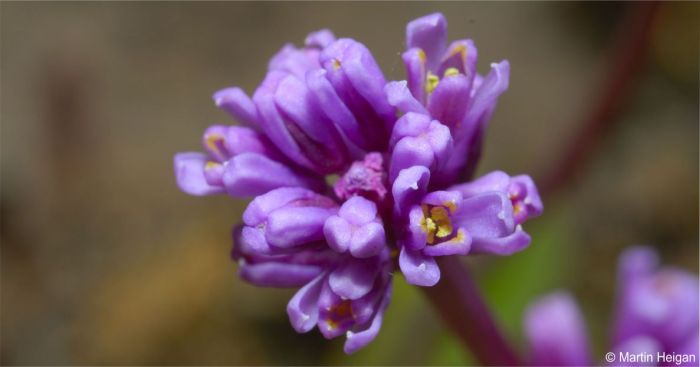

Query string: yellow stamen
443 200 457 214
443 67 460 78
205 133 225 156
326 300 353 330
420 204 454 244
333 59 341 70
448 229 466 244
513 202 524 217
205 161 220 170
425 72 440 94
448 44 467 61
418 49 427 63
431 207 452 239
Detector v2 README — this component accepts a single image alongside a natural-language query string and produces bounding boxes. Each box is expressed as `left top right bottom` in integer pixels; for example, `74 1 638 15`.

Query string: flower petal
399 247 440 286
407 205 429 251
240 262 324 288
287 274 325 333
401 48 427 104
173 152 225 196
524 292 592 366
274 74 350 173
449 170 510 197
460 60 510 140
422 229 471 257
427 73 471 130
266 206 337 248
470 225 531 255
453 191 515 240
392 165 431 215
406 12 447 70
338 194 378 225
437 39 478 83
321 39 395 147
329 257 380 300
239 226 273 254
350 222 386 258
331 40 395 125
306 69 366 149
242 187 321 226
223 126 282 160
344 282 392 354
305 29 336 48
212 87 260 128
385 80 428 115
389 136 435 182
323 215 352 254
254 71 316 170
222 153 322 198
269 44 319 78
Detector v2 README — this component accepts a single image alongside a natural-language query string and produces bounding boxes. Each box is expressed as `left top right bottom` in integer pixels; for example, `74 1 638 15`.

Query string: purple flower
388 112 453 182
233 225 339 288
173 125 323 197
524 292 592 366
613 247 699 358
287 250 392 354
386 12 510 187
392 166 541 286
240 187 338 252
450 170 543 231
523 247 698 366
174 13 542 354
324 195 387 258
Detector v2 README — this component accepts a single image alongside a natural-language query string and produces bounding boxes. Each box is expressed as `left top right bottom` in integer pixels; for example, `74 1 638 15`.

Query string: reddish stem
540 2 660 195
421 256 520 366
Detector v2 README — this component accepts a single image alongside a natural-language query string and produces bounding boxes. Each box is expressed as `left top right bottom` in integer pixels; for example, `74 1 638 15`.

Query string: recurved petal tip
392 165 431 215
398 247 440 287
212 87 259 128
406 13 448 69
287 275 325 333
173 152 225 196
305 29 336 49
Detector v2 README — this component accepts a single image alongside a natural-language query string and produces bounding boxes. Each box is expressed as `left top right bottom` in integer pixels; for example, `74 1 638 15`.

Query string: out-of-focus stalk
540 2 659 195
421 256 520 366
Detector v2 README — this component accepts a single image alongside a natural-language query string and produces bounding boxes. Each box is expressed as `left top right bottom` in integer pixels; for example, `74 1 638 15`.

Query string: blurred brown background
1 2 697 365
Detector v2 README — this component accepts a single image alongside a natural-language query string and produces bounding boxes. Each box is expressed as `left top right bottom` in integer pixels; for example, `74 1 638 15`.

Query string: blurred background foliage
1 2 697 365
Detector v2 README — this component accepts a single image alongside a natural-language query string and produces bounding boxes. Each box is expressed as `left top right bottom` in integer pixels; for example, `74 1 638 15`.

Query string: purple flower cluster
524 247 699 366
174 13 542 353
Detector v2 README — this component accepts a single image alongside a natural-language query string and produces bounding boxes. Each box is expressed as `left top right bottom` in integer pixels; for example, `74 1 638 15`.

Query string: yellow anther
443 201 457 214
448 44 467 60
431 206 452 239
420 204 454 244
448 229 466 244
443 67 460 78
333 59 341 70
205 161 221 170
205 133 225 156
513 202 523 217
326 300 353 330
418 49 427 63
425 72 440 94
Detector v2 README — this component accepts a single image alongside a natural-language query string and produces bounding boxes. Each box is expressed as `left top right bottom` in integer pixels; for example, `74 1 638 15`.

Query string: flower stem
540 2 659 195
421 256 520 366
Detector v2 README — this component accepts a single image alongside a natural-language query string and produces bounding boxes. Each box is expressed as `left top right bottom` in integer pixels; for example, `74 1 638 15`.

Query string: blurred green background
1 2 697 365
